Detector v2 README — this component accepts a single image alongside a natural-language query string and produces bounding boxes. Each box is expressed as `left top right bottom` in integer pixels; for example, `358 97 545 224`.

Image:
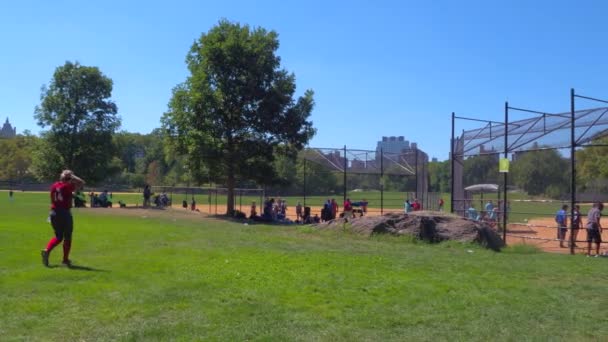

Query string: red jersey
50 181 75 210
344 201 352 211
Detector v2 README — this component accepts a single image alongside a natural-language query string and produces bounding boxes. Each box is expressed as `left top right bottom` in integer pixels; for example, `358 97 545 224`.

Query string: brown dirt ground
506 217 606 255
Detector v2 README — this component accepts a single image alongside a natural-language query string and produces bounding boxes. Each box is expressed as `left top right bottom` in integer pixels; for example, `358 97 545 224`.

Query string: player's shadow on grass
48 264 109 272
68 264 109 272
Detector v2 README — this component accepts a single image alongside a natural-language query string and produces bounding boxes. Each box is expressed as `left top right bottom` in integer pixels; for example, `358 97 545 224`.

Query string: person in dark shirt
586 202 604 256
570 205 582 248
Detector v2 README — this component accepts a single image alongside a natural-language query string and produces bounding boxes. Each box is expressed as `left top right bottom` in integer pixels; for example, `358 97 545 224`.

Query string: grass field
2 193 608 340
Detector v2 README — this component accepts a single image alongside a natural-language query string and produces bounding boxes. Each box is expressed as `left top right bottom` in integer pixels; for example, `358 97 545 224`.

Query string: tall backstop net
297 146 431 215
451 89 608 254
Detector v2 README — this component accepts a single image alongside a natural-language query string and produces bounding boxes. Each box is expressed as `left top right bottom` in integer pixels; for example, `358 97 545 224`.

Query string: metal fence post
381 148 384 215
343 145 347 204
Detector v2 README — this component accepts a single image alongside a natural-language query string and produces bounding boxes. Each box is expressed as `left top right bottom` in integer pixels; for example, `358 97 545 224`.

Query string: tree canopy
163 20 315 214
511 149 569 197
33 61 120 183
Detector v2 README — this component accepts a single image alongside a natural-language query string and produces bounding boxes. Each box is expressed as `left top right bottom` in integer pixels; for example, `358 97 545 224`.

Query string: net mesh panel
461 107 608 157
300 147 431 213
151 186 264 214
453 105 608 248
453 137 465 215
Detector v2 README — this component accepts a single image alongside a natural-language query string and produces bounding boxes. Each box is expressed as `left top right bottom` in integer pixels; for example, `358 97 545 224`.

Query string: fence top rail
151 186 264 191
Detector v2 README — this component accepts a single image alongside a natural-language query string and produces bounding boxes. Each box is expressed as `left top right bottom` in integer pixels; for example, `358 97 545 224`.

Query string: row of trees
427 146 608 198
1 20 606 211
2 20 316 214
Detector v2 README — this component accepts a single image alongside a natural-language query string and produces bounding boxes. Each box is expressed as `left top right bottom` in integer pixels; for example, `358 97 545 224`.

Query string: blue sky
1 0 608 160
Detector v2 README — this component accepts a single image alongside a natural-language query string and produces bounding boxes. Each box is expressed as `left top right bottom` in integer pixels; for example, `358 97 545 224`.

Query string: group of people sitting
318 198 369 222
404 198 423 213
154 193 170 207
142 185 170 208
88 190 113 208
249 197 293 223
466 200 504 225
247 197 371 224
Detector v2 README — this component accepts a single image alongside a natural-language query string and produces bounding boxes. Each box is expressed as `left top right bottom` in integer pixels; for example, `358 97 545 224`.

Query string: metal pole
380 148 384 215
451 112 455 213
215 188 218 215
423 155 427 209
239 189 242 213
415 148 419 198
303 158 307 207
570 89 576 255
343 145 347 204
503 102 509 244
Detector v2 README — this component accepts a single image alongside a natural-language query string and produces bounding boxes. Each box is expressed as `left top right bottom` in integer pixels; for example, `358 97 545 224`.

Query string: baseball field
2 191 608 340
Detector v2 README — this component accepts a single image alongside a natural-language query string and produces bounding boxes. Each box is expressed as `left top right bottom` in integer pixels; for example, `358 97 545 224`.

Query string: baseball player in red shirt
41 170 85 267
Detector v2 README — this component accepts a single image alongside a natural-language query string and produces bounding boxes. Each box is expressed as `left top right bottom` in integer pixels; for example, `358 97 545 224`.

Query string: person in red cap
41 170 85 267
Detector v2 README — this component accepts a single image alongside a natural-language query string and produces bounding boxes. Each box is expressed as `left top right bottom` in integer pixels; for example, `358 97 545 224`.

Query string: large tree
34 61 120 183
463 154 499 186
0 133 37 181
511 149 569 197
163 20 315 214
576 136 608 192
428 160 450 193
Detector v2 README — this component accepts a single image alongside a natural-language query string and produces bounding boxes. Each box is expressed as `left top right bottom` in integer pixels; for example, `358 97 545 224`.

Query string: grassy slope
1 193 608 340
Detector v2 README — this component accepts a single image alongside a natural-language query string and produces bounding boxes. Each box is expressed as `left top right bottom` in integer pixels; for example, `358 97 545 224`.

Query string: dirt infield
506 217 606 254
168 203 392 221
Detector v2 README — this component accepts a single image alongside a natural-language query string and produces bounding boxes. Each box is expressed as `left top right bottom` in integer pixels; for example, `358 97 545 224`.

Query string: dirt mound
315 211 504 251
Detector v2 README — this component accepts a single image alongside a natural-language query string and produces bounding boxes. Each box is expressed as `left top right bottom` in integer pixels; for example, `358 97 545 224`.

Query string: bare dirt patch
507 217 606 255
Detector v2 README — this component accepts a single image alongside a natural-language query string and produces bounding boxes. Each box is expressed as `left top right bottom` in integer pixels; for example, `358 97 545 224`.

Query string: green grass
2 193 608 340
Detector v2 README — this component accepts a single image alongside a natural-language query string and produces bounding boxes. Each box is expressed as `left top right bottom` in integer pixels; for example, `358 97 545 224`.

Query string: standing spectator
485 200 494 217
438 198 444 212
40 170 85 267
467 205 479 221
143 185 152 208
570 205 582 248
9 189 14 202
331 198 339 219
412 199 421 211
322 199 331 221
296 202 303 222
250 201 257 218
343 198 353 221
586 202 604 257
271 198 278 221
404 199 412 214
555 205 568 248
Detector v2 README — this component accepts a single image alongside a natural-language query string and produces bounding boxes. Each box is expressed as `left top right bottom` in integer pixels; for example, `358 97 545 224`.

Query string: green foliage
428 160 450 192
29 132 65 181
511 149 569 196
576 136 608 192
33 61 120 183
162 20 315 213
463 154 499 185
0 134 37 181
